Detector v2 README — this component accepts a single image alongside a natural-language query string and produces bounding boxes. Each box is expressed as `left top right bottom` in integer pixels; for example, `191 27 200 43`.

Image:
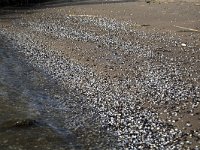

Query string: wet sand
0 38 83 149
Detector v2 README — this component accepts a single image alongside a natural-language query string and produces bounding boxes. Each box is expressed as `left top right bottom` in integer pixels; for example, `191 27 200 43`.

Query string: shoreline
0 1 200 149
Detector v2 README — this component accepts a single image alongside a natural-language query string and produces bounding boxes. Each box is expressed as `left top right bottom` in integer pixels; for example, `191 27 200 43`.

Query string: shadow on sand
0 0 138 16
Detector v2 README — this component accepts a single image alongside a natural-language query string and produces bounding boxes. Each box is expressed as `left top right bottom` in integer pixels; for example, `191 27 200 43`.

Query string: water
0 45 82 149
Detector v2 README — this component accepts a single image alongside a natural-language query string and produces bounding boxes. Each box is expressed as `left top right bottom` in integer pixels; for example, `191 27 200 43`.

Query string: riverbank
0 0 200 149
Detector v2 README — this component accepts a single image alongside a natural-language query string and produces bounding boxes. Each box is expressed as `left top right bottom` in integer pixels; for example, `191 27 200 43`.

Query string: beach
0 0 200 149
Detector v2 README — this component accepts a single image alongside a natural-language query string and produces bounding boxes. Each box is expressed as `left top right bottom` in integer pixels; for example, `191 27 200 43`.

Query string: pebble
181 43 187 47
186 122 192 127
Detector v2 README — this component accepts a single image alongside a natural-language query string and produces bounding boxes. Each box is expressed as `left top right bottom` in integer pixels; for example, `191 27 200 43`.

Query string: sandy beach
0 0 200 149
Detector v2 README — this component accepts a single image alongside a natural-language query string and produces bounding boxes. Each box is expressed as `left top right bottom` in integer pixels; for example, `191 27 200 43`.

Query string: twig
174 25 200 33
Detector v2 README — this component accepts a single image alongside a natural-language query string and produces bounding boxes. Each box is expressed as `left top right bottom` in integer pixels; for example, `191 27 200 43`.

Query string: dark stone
0 118 39 129
14 119 38 128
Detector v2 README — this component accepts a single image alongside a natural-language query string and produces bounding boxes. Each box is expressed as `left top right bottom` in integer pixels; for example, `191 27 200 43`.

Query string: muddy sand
0 0 200 149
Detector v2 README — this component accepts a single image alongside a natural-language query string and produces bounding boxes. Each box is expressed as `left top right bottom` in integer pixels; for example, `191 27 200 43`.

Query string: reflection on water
0 46 82 149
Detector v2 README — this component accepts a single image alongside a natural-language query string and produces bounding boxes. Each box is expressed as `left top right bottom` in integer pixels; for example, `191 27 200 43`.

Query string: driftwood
174 25 200 33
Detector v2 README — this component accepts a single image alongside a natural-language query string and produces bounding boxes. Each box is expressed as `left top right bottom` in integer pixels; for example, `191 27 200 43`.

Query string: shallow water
0 45 83 149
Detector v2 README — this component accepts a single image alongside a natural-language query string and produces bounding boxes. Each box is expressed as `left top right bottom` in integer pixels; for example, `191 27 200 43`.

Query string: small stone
186 140 192 145
186 122 192 127
181 43 187 47
3 140 8 144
